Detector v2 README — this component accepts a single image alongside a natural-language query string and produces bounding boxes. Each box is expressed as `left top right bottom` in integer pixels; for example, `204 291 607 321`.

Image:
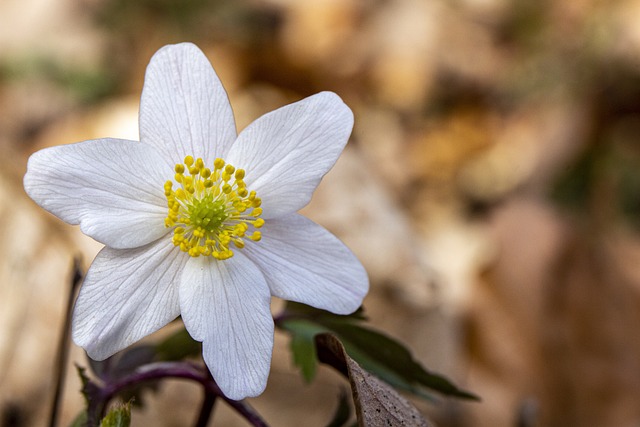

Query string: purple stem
194 388 217 427
89 361 269 427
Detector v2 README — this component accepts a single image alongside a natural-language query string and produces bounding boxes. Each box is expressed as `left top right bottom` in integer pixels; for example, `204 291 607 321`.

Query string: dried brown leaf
316 333 434 427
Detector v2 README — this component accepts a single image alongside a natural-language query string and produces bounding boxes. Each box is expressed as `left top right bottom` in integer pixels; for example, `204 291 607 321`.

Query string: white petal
72 237 187 360
139 43 237 167
226 92 353 219
180 253 274 400
24 138 169 249
243 214 368 314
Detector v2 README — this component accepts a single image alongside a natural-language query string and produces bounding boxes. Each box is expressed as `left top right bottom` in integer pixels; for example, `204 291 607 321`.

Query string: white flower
23 43 368 400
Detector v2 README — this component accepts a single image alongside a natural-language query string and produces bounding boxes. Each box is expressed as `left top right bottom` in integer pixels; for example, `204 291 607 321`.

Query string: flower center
164 155 264 260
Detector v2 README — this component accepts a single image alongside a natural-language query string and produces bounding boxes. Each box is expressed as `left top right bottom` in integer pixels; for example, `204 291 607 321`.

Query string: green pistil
190 196 227 232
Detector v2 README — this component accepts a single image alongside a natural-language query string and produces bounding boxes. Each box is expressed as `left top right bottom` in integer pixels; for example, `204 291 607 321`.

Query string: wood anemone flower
23 43 369 401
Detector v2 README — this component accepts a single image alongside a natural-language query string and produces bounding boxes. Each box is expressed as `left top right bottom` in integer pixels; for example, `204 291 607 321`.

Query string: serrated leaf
77 364 109 426
100 403 131 427
316 334 434 427
324 389 352 427
76 364 103 409
84 346 158 409
76 365 91 404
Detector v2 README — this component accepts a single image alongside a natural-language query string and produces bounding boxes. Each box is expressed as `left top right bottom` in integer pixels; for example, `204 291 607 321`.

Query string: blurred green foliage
551 62 640 231
93 0 280 44
0 56 115 103
279 302 477 401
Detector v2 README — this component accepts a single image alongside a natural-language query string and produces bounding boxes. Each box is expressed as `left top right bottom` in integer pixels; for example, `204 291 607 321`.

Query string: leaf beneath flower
288 320 322 382
154 326 202 362
279 302 477 400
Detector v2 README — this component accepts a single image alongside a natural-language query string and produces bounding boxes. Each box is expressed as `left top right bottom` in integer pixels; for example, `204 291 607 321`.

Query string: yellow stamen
164 156 264 260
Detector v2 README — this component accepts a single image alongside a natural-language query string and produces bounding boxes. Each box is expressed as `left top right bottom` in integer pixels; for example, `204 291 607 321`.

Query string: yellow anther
164 155 265 260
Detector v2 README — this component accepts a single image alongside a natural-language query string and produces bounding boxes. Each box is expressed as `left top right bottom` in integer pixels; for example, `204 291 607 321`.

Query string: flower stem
194 392 216 427
48 258 83 427
90 361 270 427
194 369 217 427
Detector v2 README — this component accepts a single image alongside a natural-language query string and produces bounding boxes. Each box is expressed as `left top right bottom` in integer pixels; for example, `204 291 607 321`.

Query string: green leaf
100 402 131 427
76 365 91 405
286 320 324 382
278 302 478 401
154 327 202 362
325 321 477 400
279 302 365 382
76 364 109 426
284 301 367 322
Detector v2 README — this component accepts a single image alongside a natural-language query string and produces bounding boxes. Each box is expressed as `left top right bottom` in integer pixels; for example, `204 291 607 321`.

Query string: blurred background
3 0 640 426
